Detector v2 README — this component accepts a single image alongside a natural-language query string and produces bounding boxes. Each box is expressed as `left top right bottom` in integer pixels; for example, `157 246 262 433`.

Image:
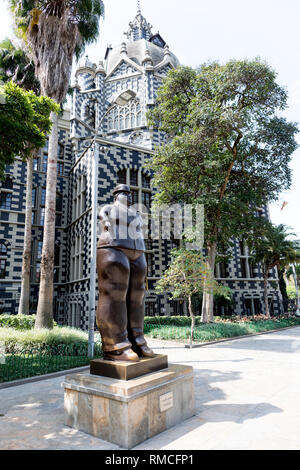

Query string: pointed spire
124 5 152 42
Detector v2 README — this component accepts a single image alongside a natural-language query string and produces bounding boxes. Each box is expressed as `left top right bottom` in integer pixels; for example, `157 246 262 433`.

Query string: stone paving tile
0 329 300 450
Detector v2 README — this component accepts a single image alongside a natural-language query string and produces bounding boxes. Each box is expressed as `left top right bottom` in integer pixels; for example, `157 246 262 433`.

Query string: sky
1 0 300 237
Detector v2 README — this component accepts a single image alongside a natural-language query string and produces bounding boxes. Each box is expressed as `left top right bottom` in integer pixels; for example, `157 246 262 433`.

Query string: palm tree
286 261 300 287
9 0 105 328
251 223 300 317
0 39 40 315
0 38 40 93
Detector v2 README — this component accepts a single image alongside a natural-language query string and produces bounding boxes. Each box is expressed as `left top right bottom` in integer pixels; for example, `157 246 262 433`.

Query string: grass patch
0 326 102 383
144 317 300 343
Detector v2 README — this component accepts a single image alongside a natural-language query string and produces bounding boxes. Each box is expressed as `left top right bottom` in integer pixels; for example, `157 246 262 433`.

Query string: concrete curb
0 365 90 390
184 325 300 349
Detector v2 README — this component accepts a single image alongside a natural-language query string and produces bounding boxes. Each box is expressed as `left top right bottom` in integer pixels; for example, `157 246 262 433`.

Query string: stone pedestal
63 364 195 449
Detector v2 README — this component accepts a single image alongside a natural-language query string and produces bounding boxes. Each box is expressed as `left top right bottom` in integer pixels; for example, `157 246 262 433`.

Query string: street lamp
87 89 136 358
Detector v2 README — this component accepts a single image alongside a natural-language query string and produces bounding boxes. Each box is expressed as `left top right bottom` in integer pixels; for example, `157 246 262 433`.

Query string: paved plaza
1 327 300 450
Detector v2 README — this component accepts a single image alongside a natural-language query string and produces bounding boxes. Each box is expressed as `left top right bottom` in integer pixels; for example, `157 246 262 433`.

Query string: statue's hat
113 184 131 195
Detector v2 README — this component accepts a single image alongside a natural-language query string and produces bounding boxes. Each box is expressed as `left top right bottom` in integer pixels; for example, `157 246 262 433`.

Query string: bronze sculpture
96 184 155 362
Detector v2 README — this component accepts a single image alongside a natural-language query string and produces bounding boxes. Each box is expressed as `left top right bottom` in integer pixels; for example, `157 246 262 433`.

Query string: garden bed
0 326 102 383
144 316 300 343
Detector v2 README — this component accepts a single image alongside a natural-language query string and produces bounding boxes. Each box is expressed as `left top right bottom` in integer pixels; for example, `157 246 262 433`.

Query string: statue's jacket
97 202 146 252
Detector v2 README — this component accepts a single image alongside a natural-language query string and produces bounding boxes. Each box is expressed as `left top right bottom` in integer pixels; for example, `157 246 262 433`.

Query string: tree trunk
188 294 195 342
35 111 58 329
201 243 217 323
263 271 271 318
18 157 34 315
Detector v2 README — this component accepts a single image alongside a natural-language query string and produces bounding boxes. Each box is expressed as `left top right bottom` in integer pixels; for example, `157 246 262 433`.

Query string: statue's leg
96 247 138 361
127 252 155 358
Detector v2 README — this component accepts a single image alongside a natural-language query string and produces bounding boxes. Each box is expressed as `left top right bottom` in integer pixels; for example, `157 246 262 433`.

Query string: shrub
144 316 203 327
0 326 101 354
0 314 57 330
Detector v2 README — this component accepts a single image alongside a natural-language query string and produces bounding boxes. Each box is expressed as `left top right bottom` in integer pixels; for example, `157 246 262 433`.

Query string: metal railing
0 342 102 383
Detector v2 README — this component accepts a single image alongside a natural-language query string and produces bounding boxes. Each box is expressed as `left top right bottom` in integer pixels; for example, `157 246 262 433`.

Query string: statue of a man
96 184 155 362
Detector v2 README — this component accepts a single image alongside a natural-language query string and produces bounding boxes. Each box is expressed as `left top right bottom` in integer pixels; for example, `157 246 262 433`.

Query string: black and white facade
0 9 283 324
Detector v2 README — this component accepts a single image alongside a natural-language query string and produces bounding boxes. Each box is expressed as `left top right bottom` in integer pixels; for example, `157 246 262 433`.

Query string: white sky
1 0 300 236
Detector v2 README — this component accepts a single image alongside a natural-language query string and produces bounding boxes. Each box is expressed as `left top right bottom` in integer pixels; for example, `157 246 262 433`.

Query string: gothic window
107 99 142 132
142 191 151 210
142 174 151 189
130 170 138 187
71 236 84 281
131 189 139 205
72 175 87 221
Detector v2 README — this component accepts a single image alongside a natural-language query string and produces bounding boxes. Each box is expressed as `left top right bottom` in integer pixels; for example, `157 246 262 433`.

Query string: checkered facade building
0 10 283 324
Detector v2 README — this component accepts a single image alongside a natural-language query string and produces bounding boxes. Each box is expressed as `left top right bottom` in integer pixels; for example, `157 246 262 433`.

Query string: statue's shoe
133 344 155 358
104 348 140 362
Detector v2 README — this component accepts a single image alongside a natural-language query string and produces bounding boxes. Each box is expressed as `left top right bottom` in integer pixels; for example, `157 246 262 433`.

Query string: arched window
106 99 142 132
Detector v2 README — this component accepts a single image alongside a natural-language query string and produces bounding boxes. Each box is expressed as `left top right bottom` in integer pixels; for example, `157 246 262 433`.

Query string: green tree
250 224 300 317
0 38 41 315
156 249 231 339
148 60 298 322
9 0 105 328
0 81 58 176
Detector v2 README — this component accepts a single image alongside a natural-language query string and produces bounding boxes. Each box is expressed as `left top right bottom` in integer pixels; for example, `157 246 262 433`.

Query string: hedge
0 326 100 354
0 314 56 330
